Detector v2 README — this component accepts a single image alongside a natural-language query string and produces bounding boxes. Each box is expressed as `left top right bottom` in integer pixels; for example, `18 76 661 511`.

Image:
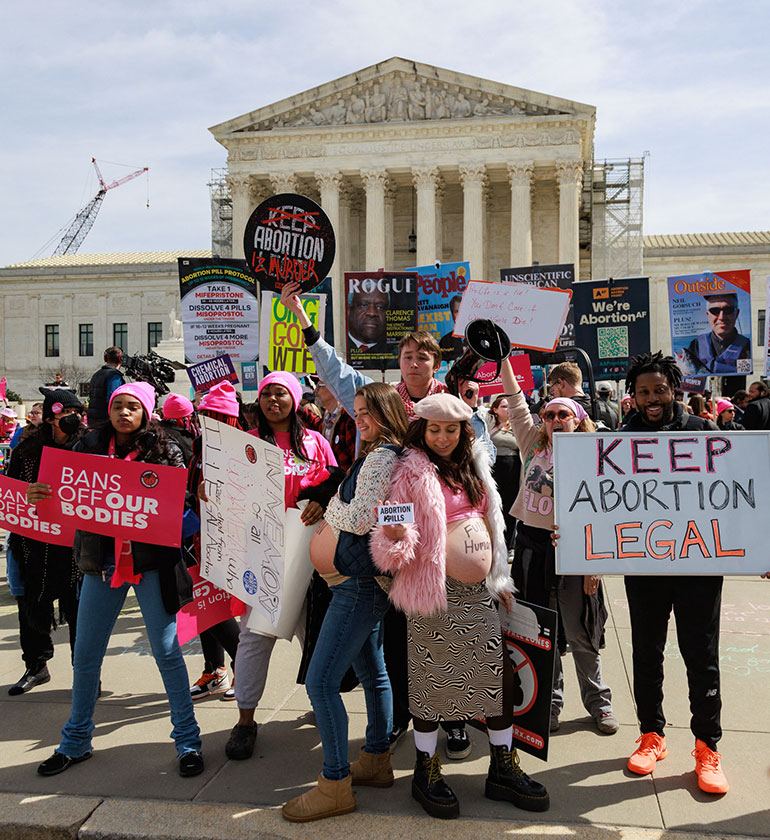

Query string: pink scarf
395 378 447 419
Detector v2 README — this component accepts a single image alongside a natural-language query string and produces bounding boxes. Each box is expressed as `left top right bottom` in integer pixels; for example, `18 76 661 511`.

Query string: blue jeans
305 577 392 781
58 570 201 758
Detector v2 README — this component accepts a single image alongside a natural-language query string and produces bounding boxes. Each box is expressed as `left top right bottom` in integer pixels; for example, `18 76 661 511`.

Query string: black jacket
740 395 770 431
621 400 719 432
159 422 196 467
72 428 193 614
87 365 125 427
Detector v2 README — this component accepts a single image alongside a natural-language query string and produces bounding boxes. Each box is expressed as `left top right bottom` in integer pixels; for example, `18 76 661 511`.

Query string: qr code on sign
736 358 751 373
597 326 629 359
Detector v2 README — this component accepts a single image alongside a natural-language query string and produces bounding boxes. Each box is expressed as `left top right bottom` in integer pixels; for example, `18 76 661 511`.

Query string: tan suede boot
350 746 394 787
282 773 356 822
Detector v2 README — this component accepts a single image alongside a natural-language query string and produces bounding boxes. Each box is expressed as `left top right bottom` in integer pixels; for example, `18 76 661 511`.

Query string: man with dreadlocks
621 351 730 794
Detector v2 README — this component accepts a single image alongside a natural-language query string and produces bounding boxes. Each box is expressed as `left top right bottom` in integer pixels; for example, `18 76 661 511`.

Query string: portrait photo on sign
243 193 336 295
344 271 418 370
667 270 753 377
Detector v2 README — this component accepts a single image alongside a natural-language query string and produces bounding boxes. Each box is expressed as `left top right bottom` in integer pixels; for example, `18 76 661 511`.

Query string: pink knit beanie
109 382 156 420
258 371 302 410
163 393 194 419
199 381 239 417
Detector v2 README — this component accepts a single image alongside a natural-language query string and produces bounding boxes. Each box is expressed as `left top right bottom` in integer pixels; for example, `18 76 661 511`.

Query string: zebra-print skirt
406 576 503 721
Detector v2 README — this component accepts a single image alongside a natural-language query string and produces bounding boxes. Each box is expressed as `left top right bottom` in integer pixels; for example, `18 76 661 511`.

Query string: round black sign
243 193 336 294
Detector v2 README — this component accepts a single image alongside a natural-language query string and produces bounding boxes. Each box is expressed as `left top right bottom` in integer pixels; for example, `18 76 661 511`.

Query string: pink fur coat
370 441 514 616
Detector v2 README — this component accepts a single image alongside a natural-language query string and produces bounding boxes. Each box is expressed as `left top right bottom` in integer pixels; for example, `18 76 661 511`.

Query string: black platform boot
411 748 459 819
485 743 550 812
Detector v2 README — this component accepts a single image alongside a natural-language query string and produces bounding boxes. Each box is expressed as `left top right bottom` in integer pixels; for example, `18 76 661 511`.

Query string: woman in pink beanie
160 394 198 468
715 398 744 430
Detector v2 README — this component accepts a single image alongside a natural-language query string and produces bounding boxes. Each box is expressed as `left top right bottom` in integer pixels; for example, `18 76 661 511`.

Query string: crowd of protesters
2 313 770 819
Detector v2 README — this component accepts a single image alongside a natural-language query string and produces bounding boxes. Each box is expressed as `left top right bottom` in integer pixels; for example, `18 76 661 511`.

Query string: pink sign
0 474 76 546
176 564 247 645
478 354 534 397
37 448 187 548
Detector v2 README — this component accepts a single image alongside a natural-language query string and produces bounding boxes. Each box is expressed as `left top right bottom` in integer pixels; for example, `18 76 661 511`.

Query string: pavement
1 542 769 840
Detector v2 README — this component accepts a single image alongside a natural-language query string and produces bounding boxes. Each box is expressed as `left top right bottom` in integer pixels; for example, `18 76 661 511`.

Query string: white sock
488 726 513 748
413 729 439 755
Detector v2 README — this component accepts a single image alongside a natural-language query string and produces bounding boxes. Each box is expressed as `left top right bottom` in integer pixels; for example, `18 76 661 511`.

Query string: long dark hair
355 382 409 457
255 402 309 460
12 416 85 461
102 408 175 463
404 417 485 508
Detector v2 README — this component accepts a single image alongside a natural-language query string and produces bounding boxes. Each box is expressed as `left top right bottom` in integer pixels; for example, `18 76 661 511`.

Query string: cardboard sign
345 271 419 370
477 354 534 398
0 474 76 546
554 431 770 575
259 291 326 374
37 448 187 547
667 270 753 377
244 193 336 294
186 354 239 393
178 257 259 365
377 503 414 525
199 417 285 628
500 599 557 761
572 278 650 381
454 281 571 353
176 564 247 646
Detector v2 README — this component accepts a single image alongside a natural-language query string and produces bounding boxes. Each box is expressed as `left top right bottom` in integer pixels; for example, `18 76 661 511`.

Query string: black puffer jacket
72 427 193 614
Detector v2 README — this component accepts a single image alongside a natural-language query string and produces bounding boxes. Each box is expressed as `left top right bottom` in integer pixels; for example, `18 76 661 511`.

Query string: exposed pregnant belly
445 518 492 583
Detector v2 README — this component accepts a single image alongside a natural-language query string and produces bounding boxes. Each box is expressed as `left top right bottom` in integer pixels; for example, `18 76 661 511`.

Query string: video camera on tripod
121 350 178 397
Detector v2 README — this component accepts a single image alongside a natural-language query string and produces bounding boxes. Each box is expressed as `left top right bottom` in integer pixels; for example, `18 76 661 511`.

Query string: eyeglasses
707 306 736 317
542 409 575 422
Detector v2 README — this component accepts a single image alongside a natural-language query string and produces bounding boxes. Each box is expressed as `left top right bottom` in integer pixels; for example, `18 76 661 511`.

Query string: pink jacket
370 441 514 616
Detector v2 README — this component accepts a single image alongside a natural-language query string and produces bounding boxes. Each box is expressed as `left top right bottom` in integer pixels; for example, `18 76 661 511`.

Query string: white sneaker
190 667 230 699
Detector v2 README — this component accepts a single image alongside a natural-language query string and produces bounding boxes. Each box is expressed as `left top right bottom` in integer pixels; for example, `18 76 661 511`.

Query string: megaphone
445 319 512 397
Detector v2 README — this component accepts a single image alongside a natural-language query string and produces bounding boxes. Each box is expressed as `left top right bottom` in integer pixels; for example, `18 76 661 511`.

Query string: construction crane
52 158 149 256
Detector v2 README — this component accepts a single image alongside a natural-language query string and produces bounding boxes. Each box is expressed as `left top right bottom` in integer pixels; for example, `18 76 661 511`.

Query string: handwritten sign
37 448 186 547
176 564 247 646
377 502 414 525
186 354 239 393
199 417 285 627
259 291 326 374
554 431 770 575
0 474 76 546
454 281 571 352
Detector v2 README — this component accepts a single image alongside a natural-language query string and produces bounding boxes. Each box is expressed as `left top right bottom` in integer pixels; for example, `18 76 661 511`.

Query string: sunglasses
707 306 736 317
543 409 575 422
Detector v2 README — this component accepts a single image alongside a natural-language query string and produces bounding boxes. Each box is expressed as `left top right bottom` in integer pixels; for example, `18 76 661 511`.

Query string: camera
121 350 176 397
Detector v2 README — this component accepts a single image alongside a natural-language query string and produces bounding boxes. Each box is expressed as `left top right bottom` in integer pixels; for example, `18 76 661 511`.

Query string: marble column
226 174 254 261
507 161 534 267
315 170 345 346
459 164 488 281
434 178 445 263
384 181 397 269
411 166 441 266
556 160 583 275
361 168 389 271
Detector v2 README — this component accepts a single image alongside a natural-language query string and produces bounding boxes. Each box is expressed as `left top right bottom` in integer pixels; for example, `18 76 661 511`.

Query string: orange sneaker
692 740 728 794
627 732 667 775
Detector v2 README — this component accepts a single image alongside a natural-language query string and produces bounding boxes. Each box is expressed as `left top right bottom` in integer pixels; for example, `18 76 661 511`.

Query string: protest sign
0 474 76 547
667 270 753 377
241 362 258 391
409 261 470 366
764 277 770 377
476 353 534 398
553 431 770 575
199 417 285 627
186 354 239 393
37 448 187 547
178 257 259 365
501 264 575 363
500 599 557 761
680 375 707 394
176 564 247 646
377 502 414 525
572 278 650 381
244 194 336 294
259 291 326 375
245 508 314 640
454 281 571 352
345 271 418 370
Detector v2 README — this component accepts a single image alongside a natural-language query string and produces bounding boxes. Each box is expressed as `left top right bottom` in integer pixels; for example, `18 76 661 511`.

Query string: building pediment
210 57 594 137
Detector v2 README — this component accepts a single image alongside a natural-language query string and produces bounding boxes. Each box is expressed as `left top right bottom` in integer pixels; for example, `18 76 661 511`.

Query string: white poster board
554 431 770 575
454 280 571 352
199 417 285 627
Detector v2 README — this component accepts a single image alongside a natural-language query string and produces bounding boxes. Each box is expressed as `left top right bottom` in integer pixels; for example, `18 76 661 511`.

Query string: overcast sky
2 0 768 266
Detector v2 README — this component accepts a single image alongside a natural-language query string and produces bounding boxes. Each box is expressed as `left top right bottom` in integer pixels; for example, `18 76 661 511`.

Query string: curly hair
403 417 485 508
625 351 682 395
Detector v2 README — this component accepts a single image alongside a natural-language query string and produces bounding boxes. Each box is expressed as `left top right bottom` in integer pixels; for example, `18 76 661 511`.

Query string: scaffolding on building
208 168 232 258
590 156 645 280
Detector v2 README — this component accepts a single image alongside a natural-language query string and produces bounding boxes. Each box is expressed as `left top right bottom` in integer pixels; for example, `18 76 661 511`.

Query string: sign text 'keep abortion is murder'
554 432 770 575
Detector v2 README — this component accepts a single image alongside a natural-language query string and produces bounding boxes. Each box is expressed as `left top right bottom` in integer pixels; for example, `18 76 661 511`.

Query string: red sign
0 474 76 546
176 564 247 645
478 354 535 397
37 448 187 547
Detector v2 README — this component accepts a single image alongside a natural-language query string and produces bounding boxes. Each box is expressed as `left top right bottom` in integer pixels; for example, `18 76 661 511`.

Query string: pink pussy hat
109 382 156 420
162 393 194 419
258 371 302 410
199 381 239 417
